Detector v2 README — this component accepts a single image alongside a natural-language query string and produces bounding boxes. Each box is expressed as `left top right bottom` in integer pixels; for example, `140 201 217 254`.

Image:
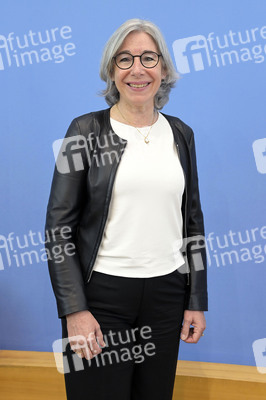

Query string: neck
112 101 157 127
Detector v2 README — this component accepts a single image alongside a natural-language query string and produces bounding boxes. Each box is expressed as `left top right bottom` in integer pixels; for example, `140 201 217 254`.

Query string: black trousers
61 268 187 400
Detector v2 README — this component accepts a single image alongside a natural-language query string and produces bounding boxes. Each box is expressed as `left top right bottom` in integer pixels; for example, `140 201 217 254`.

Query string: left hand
180 310 206 343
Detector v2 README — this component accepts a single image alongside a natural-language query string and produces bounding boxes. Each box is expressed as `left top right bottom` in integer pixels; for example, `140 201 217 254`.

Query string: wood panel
0 351 265 400
0 367 66 400
176 360 266 383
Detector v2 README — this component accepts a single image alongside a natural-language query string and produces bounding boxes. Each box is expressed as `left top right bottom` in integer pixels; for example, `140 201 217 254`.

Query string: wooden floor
174 376 266 400
0 351 265 400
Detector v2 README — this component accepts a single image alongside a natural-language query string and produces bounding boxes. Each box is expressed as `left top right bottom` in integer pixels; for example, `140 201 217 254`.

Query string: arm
181 129 208 343
45 118 106 359
45 118 90 318
186 128 208 311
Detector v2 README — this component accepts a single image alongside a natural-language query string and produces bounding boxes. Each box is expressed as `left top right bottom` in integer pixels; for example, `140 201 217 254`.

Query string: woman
45 18 208 400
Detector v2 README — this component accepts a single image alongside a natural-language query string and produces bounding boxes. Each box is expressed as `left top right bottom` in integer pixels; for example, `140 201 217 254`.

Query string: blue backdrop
1 0 266 367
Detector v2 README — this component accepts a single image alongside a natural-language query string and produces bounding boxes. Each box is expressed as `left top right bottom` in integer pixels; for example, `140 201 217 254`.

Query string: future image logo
53 136 91 174
172 35 211 73
52 326 156 374
173 26 266 74
53 131 126 173
0 226 75 271
0 26 76 71
252 138 266 174
252 338 266 373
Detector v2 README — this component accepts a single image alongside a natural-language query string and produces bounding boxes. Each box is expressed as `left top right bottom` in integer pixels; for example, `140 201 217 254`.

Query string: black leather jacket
45 108 208 318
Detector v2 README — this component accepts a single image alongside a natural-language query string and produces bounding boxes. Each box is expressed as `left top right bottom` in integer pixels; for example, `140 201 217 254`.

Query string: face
111 31 166 109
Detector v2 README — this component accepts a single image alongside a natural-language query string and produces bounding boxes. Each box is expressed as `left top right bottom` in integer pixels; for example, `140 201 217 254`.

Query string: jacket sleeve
45 118 90 318
186 129 208 311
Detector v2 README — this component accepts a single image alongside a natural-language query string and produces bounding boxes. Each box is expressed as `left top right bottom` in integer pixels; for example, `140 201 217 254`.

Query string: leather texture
45 108 208 318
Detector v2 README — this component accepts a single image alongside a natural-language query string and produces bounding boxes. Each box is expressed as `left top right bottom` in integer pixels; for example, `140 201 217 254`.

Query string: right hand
66 310 106 360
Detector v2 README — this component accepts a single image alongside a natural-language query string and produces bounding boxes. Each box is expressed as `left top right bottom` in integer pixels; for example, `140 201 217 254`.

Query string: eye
120 57 131 63
143 55 156 62
116 53 132 63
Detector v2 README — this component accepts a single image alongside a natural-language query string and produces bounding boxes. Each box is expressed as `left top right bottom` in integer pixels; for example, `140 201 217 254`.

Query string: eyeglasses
113 51 162 70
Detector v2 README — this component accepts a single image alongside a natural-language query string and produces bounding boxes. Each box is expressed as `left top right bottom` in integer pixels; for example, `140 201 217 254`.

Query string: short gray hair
99 18 179 110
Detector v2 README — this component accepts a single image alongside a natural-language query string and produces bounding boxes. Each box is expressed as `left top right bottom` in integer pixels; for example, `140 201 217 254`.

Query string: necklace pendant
144 138 150 144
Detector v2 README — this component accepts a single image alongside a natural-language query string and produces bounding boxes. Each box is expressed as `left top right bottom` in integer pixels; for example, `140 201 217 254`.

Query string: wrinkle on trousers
61 268 188 400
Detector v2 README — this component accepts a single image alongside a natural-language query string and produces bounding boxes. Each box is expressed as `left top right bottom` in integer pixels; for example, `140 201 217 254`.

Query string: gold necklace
115 104 157 144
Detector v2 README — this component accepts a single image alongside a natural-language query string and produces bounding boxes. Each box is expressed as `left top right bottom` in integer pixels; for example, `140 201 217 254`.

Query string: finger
184 328 202 344
95 327 106 348
69 335 89 359
71 341 84 358
182 327 193 342
69 334 84 351
87 332 102 355
81 345 92 360
74 343 93 360
69 336 77 349
180 319 191 341
78 337 86 346
191 329 202 343
80 341 92 360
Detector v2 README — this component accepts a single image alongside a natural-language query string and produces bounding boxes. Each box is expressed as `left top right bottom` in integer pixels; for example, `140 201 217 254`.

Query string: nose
130 56 144 75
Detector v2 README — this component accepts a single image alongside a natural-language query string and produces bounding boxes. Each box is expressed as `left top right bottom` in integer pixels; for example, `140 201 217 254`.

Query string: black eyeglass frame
113 51 162 70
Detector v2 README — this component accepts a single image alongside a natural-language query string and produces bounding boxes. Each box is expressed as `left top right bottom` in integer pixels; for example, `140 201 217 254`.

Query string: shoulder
161 112 194 142
73 108 109 127
64 108 110 138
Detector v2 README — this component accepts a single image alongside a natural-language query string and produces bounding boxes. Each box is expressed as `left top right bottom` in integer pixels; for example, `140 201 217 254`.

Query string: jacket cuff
186 293 208 311
57 296 89 319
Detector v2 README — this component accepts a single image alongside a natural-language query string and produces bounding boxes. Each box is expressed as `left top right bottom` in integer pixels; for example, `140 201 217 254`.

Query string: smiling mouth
127 83 150 88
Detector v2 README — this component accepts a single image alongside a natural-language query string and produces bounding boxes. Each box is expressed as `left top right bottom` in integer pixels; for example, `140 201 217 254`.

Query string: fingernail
181 334 186 340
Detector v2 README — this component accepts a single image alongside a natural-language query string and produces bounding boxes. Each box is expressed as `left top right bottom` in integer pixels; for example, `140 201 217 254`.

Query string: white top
92 113 185 278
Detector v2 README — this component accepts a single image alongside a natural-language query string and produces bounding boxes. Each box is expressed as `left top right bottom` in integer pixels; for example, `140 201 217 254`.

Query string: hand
180 310 206 343
66 310 106 360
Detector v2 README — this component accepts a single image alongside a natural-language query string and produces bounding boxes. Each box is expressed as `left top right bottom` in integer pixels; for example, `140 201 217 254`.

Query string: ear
110 68 115 82
161 67 167 80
